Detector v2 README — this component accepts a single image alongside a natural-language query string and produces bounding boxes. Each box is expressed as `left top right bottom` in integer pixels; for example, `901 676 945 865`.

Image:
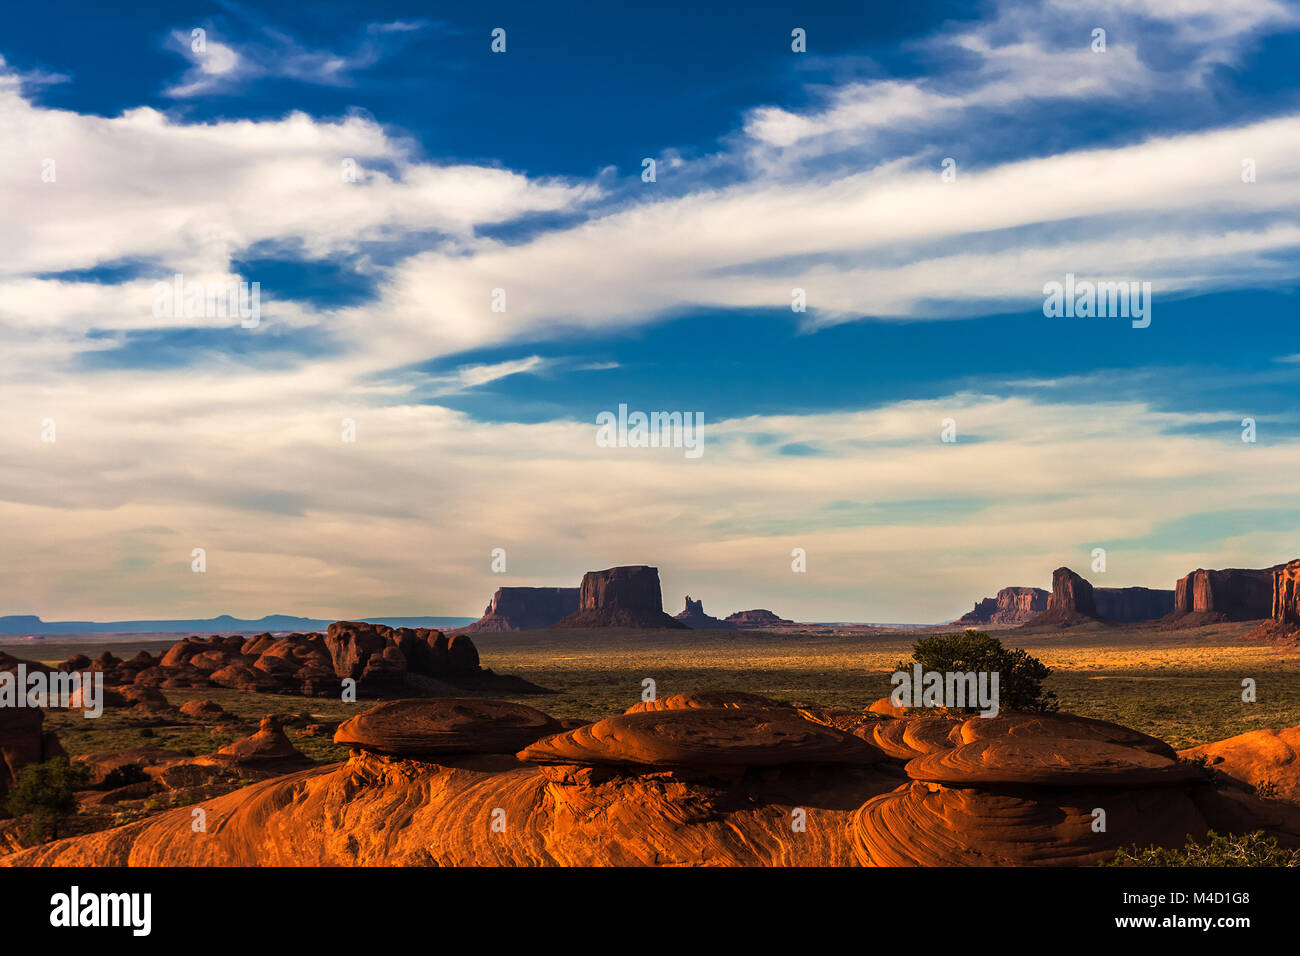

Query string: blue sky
1 0 1298 623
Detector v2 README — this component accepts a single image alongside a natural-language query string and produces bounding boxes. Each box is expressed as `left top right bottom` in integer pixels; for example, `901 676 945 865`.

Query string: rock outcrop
464 587 580 632
724 609 796 628
958 587 1048 625
39 623 540 700
1023 567 1098 626
1273 560 1300 628
1024 568 1171 626
1170 566 1278 622
6 695 1300 867
335 699 562 758
554 566 687 629
0 706 64 793
518 708 883 776
674 597 735 629
1094 586 1175 622
1180 727 1300 803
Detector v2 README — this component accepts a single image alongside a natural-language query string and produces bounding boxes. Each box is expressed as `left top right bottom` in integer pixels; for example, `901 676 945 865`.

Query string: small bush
3 758 92 842
100 763 149 790
897 631 1058 712
1105 830 1300 867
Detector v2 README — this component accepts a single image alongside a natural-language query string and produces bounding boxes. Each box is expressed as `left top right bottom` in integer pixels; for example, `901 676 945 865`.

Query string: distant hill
0 613 476 636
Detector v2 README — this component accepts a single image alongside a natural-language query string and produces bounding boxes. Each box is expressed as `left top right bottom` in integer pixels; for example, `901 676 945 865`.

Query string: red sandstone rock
180 699 231 721
518 708 882 771
958 587 1048 625
1093 586 1175 622
852 779 1210 866
0 706 54 792
5 700 1297 869
1180 726 1300 802
119 686 173 713
674 597 736 629
554 566 687 629
334 699 562 757
198 716 313 773
724 609 796 628
625 691 785 713
907 737 1200 788
1170 566 1277 622
958 711 1176 759
1273 560 1300 627
465 587 580 631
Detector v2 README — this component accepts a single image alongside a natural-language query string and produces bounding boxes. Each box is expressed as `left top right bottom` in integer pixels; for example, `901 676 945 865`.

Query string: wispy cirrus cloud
164 17 430 98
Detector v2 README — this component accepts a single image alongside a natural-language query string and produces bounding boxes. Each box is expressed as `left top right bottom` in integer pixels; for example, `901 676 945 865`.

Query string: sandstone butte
1020 567 1174 627
6 691 1300 867
673 597 735 629
463 587 579 632
554 566 687 629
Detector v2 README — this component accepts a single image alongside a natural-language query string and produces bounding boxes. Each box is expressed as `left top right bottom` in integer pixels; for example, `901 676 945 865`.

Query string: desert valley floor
33 620 1300 764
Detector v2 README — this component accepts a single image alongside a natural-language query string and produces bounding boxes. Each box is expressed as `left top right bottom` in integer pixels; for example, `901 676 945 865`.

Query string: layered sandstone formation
1024 568 1171 627
464 587 579 632
554 566 686 629
1181 727 1300 803
0 706 65 793
9 693 1299 868
674 597 735 629
1170 566 1277 623
725 609 796 628
31 623 540 700
1094 586 1175 622
1273 560 1300 628
958 587 1048 625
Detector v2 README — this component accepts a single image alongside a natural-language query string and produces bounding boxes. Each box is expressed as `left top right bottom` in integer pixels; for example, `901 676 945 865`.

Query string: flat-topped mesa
1170 566 1278 622
725 608 796 628
1025 568 1172 627
1093 586 1175 622
958 587 1048 625
1273 560 1300 627
464 587 580 632
554 566 687 628
674 596 736 629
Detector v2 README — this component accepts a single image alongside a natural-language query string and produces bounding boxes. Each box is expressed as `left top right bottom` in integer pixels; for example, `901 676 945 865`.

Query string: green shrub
896 631 1058 713
3 758 92 842
1105 830 1300 867
100 763 149 790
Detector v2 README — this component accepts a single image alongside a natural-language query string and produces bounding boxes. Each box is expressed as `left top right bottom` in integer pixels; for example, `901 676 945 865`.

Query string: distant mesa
464 587 579 632
554 566 687 629
1020 567 1173 628
674 596 735 629
958 587 1048 625
725 608 795 628
1168 566 1278 624
1246 558 1300 641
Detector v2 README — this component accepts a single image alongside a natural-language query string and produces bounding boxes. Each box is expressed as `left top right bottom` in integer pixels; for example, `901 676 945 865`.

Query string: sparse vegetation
1105 830 1300 867
3 758 92 842
897 631 1058 712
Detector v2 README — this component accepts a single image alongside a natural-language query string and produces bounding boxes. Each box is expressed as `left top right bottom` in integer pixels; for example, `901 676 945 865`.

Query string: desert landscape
3 0 1300 938
4 560 1300 868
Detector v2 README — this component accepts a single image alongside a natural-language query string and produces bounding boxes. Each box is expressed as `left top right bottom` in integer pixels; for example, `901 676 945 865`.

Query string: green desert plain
28 620 1300 766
